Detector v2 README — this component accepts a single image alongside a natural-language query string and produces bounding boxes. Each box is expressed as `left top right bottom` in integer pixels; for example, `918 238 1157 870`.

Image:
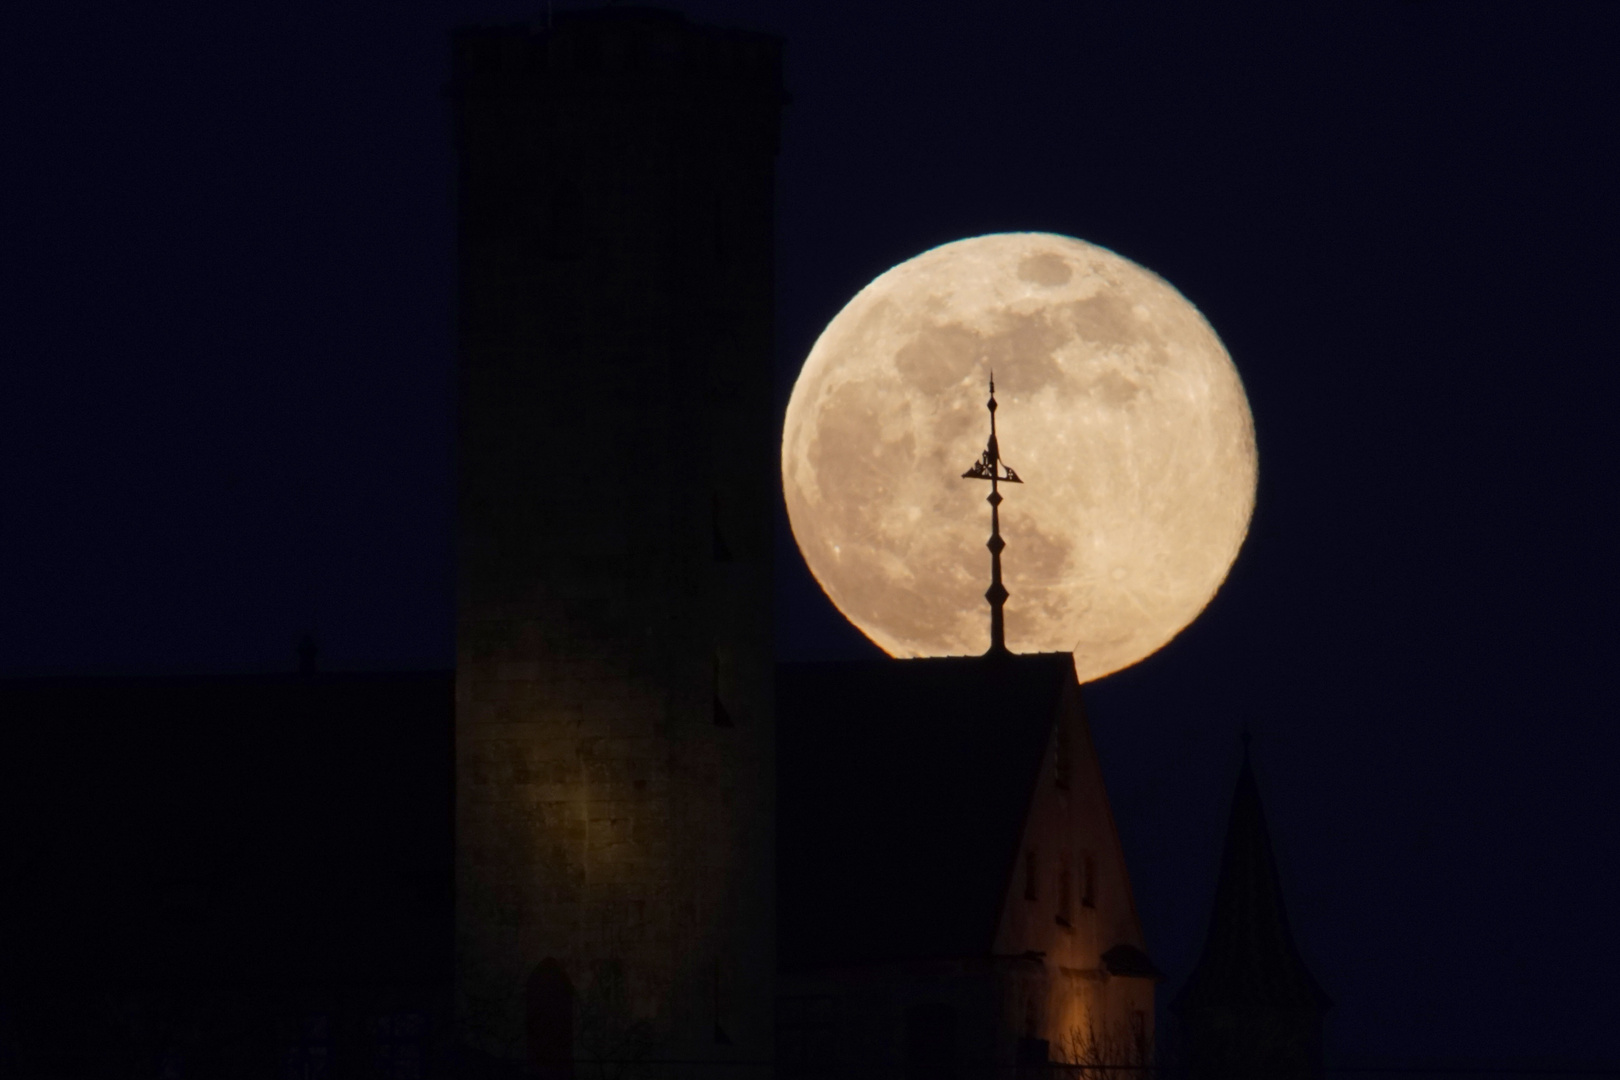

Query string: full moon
782 233 1257 683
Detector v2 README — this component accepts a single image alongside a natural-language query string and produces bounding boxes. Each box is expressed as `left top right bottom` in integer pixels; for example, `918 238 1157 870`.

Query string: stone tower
450 11 783 1071
1172 738 1332 1079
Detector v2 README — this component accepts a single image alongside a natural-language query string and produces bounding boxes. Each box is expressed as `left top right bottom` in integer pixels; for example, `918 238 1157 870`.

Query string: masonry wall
994 674 1158 1067
450 13 782 1068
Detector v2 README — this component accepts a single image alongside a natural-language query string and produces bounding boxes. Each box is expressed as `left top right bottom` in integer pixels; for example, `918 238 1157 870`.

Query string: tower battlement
451 13 785 103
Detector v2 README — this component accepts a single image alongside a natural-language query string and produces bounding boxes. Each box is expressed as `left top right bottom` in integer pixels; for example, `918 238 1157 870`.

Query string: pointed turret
1173 735 1331 1079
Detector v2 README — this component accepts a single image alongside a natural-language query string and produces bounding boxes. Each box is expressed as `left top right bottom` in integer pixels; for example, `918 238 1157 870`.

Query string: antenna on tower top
961 372 1022 656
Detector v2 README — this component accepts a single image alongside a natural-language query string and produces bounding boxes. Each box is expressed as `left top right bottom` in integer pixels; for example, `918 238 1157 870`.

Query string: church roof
777 652 1072 972
1173 741 1332 1013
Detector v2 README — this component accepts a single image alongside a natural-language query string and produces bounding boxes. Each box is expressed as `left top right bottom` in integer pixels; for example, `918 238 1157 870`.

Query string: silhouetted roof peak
1174 738 1331 1013
777 652 1075 970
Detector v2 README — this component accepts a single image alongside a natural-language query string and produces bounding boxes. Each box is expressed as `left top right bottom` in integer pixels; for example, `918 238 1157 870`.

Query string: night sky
4 0 1617 1068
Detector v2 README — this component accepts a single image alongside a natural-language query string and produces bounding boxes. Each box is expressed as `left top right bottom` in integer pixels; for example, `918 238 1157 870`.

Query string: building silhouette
0 670 454 1077
1172 737 1332 1079
0 10 1338 1079
777 654 1160 1077
450 9 784 1073
0 656 1155 1080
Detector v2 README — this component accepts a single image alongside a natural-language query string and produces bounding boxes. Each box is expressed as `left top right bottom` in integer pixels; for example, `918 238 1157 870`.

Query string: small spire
1174 743 1332 1021
961 373 1022 656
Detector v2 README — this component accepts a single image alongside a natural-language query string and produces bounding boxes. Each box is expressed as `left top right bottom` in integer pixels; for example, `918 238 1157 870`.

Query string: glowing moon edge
782 232 1257 684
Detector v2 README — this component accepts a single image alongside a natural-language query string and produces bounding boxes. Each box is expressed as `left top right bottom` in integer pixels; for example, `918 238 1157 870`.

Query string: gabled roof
1174 741 1331 1012
777 652 1073 972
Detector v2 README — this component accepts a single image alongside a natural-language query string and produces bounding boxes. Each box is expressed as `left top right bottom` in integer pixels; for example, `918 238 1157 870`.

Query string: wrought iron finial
961 373 1022 656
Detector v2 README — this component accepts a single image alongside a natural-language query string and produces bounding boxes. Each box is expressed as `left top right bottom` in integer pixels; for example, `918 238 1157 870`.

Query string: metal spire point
961 373 1022 656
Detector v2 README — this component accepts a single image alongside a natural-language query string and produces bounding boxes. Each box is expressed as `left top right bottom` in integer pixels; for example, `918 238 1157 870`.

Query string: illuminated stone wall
993 676 1158 1068
450 12 782 1067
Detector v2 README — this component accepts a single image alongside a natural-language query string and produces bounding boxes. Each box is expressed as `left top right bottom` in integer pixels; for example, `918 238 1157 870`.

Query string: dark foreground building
0 670 454 1078
0 652 1158 1080
777 653 1159 1078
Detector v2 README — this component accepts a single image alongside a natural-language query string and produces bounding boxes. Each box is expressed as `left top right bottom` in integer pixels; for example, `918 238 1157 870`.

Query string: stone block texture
450 11 783 1069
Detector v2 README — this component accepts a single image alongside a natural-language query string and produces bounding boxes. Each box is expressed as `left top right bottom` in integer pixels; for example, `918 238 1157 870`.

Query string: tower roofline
1173 738 1332 1013
449 14 786 105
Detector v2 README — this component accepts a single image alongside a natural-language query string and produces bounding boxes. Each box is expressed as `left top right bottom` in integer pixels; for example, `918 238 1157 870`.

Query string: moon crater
783 233 1257 683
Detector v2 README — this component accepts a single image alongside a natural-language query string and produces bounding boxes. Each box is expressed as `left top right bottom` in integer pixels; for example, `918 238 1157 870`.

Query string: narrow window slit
713 651 733 728
1056 861 1073 927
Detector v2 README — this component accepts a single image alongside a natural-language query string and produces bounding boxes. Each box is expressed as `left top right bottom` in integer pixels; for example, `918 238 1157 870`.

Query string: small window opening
1082 853 1096 908
1024 851 1038 901
712 652 733 728
1056 862 1072 928
526 959 574 1080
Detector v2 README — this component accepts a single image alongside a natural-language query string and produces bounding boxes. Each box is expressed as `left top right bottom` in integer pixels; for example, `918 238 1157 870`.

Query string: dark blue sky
3 1 1617 1067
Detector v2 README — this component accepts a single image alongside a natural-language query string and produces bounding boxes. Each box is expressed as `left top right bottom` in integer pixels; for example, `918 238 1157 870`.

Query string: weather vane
962 372 1022 656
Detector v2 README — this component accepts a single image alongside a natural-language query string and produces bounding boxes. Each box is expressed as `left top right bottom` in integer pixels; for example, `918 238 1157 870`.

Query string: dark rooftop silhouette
776 652 1070 971
0 672 453 1074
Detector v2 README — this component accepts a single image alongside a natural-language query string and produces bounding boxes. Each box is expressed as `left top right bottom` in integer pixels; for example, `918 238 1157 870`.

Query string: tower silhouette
450 10 784 1068
1173 736 1331 1078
